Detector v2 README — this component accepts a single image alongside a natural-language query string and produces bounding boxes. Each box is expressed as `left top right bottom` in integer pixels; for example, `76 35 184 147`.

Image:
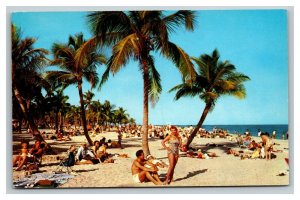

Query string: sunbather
13 141 29 171
131 150 162 185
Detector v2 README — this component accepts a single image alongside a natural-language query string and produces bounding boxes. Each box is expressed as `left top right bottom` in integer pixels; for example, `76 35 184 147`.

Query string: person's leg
152 172 163 184
13 155 20 167
164 153 175 184
144 171 161 185
16 156 27 170
170 156 179 182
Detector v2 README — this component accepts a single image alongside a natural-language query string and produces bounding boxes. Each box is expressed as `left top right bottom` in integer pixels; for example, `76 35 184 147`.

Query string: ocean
177 124 289 140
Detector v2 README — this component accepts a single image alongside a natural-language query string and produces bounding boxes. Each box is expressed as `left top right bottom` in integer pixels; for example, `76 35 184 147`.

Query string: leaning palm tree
170 49 250 148
11 24 49 140
82 11 197 155
45 33 106 145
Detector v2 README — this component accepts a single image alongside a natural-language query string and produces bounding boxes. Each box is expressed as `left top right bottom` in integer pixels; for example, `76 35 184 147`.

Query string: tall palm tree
11 24 49 140
45 33 106 145
170 49 250 148
82 11 197 155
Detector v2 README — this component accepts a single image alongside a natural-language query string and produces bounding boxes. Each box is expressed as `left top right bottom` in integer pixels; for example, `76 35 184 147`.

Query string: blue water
177 124 288 140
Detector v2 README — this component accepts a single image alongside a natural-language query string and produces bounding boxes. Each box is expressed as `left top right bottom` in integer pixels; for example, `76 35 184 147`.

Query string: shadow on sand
174 169 208 182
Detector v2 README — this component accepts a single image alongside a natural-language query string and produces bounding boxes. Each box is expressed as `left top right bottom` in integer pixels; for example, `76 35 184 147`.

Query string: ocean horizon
150 124 288 140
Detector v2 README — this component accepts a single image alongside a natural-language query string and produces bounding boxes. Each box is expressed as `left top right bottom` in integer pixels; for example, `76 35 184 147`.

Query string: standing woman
161 125 182 184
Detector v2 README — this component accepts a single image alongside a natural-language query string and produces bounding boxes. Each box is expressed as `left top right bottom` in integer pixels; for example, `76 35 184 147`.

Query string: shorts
132 173 141 183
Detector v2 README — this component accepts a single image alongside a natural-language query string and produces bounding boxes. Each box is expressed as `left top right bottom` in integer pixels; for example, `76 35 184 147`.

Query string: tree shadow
74 168 98 173
174 169 208 182
192 141 241 154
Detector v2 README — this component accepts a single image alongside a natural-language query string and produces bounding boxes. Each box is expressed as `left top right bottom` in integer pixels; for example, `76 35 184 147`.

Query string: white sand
12 132 289 187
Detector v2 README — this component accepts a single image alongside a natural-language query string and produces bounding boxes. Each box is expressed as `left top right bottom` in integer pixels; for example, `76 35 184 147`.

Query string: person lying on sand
226 148 240 157
145 155 169 169
131 150 162 185
187 149 217 159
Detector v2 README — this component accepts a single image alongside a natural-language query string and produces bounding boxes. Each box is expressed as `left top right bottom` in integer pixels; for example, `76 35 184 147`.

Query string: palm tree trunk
13 85 55 153
77 81 93 146
186 102 212 148
55 109 59 133
142 60 150 156
13 85 39 135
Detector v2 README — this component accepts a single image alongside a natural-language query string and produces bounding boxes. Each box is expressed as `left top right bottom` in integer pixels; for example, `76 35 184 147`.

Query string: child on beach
13 141 29 171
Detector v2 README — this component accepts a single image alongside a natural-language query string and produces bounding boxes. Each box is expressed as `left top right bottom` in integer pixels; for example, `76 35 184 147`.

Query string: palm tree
83 90 95 109
45 33 106 145
89 100 102 125
66 105 81 129
114 107 129 125
170 49 250 148
101 100 116 128
11 24 49 140
83 11 197 155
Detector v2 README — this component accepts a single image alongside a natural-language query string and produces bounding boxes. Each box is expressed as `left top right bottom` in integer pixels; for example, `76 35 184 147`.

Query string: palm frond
163 10 196 33
87 11 133 42
109 33 139 74
165 42 196 81
147 55 162 107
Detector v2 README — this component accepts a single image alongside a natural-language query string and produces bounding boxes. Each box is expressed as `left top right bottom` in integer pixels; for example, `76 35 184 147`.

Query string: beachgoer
272 130 276 139
257 129 262 137
248 140 259 151
260 133 273 160
28 140 45 163
13 141 29 171
131 150 162 185
97 142 113 163
161 125 182 184
75 143 96 164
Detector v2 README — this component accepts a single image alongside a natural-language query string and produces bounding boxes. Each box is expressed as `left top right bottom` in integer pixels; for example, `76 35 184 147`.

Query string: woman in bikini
161 125 182 184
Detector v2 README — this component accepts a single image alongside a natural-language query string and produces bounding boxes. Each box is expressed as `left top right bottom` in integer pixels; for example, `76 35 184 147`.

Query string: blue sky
11 10 288 125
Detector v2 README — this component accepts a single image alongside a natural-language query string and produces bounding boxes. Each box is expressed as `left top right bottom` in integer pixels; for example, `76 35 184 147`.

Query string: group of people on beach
13 140 45 171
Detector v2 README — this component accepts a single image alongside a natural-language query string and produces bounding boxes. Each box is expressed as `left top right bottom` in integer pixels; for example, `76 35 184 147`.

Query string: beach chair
54 151 76 174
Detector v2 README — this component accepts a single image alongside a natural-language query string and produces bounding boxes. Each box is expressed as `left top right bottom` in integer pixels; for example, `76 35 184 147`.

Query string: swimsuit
132 173 141 183
168 138 180 156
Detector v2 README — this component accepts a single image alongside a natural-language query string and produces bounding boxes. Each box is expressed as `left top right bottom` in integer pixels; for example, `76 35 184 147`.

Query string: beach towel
13 172 74 188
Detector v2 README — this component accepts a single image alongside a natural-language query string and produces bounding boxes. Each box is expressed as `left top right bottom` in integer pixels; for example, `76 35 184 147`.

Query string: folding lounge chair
54 151 76 174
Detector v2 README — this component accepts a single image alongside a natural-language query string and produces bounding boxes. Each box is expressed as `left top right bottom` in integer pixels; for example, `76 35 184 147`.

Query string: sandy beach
12 131 289 188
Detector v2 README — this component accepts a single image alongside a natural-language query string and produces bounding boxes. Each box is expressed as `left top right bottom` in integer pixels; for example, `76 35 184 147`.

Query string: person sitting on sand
13 141 29 171
97 142 114 163
108 139 121 148
91 141 101 157
28 140 45 162
75 143 98 164
131 150 162 185
248 140 259 151
145 155 169 169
